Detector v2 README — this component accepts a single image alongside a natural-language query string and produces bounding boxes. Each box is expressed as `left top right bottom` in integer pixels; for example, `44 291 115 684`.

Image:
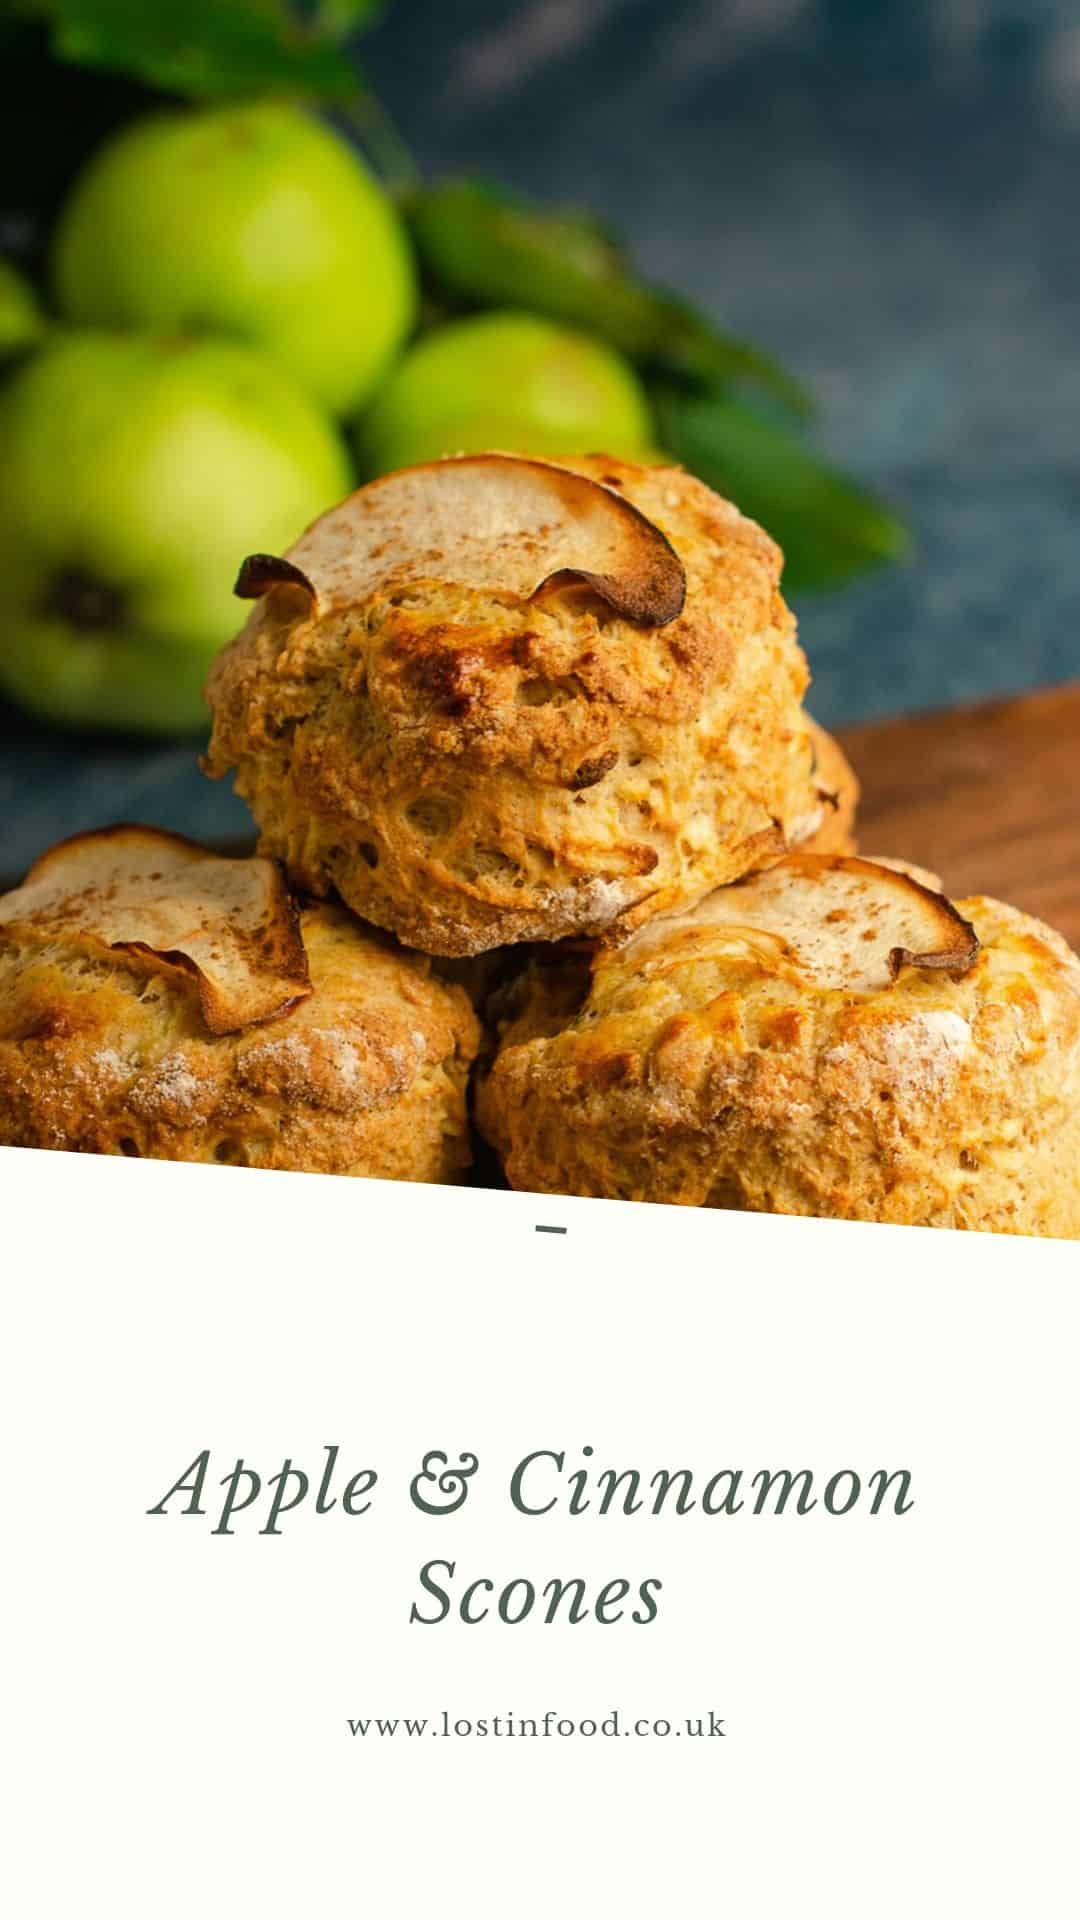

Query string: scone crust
0 902 480 1183
477 894 1080 1237
205 456 819 957
799 720 858 855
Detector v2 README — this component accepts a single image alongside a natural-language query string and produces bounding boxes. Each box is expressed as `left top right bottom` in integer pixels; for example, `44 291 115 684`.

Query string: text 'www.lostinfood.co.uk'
346 1709 726 1742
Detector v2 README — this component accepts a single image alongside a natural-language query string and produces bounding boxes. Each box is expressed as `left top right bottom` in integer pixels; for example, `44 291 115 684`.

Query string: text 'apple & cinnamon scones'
476 854 1080 1237
0 827 479 1183
205 453 823 957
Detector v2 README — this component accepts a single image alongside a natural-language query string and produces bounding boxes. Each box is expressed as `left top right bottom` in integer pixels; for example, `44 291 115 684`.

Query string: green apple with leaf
357 309 655 472
52 100 417 416
0 330 351 734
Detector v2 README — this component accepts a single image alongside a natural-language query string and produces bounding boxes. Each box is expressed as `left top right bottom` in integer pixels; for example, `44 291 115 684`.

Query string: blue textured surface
3 0 1078 876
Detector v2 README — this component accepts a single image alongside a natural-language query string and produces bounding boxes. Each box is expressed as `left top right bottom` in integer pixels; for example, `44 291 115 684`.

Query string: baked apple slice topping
0 826 311 1033
235 452 687 627
626 854 979 993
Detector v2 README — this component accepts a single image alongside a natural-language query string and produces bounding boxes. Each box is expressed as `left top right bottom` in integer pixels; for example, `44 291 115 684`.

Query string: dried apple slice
627 853 979 993
0 826 311 1034
234 552 318 607
235 453 687 627
860 854 944 893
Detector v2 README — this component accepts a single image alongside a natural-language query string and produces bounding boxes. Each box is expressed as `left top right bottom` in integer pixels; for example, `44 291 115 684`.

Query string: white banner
3 1148 1077 1917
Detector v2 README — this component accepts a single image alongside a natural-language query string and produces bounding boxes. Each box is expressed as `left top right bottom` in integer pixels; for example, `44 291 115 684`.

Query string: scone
799 718 858 855
477 854 1080 1237
0 827 479 1182
205 452 824 957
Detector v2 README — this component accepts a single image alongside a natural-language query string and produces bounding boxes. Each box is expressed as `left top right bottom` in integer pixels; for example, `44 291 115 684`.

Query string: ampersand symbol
410 1450 479 1515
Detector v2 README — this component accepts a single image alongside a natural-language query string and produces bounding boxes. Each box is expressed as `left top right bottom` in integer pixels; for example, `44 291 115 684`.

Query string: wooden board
839 681 1080 949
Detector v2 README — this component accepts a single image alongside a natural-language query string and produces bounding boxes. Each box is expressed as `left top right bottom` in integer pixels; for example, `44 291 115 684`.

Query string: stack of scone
2 453 1077 1235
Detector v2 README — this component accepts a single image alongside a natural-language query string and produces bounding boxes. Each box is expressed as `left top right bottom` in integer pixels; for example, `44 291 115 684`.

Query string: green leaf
311 0 383 31
19 0 363 101
654 383 908 591
406 179 812 419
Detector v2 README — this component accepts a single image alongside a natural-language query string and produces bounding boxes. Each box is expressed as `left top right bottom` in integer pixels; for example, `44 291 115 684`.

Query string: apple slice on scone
235 452 687 627
622 853 980 993
0 826 311 1033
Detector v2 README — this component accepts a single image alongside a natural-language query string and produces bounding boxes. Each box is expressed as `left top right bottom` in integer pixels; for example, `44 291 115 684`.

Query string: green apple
0 331 351 734
356 309 654 473
0 260 44 357
52 101 417 417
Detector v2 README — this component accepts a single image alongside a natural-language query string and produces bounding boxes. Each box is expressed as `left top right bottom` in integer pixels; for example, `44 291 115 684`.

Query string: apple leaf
311 0 383 29
405 178 814 419
653 383 909 591
17 0 367 101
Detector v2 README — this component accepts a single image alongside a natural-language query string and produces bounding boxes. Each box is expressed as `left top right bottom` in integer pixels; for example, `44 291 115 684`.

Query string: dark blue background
4 0 1077 875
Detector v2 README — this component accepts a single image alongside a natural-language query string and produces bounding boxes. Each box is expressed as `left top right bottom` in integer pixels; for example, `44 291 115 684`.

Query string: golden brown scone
205 452 822 957
799 719 858 855
0 830 479 1182
448 717 857 1044
477 854 1080 1237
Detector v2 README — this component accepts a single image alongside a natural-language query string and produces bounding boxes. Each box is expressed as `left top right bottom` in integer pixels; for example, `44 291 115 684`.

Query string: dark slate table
3 0 1077 878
